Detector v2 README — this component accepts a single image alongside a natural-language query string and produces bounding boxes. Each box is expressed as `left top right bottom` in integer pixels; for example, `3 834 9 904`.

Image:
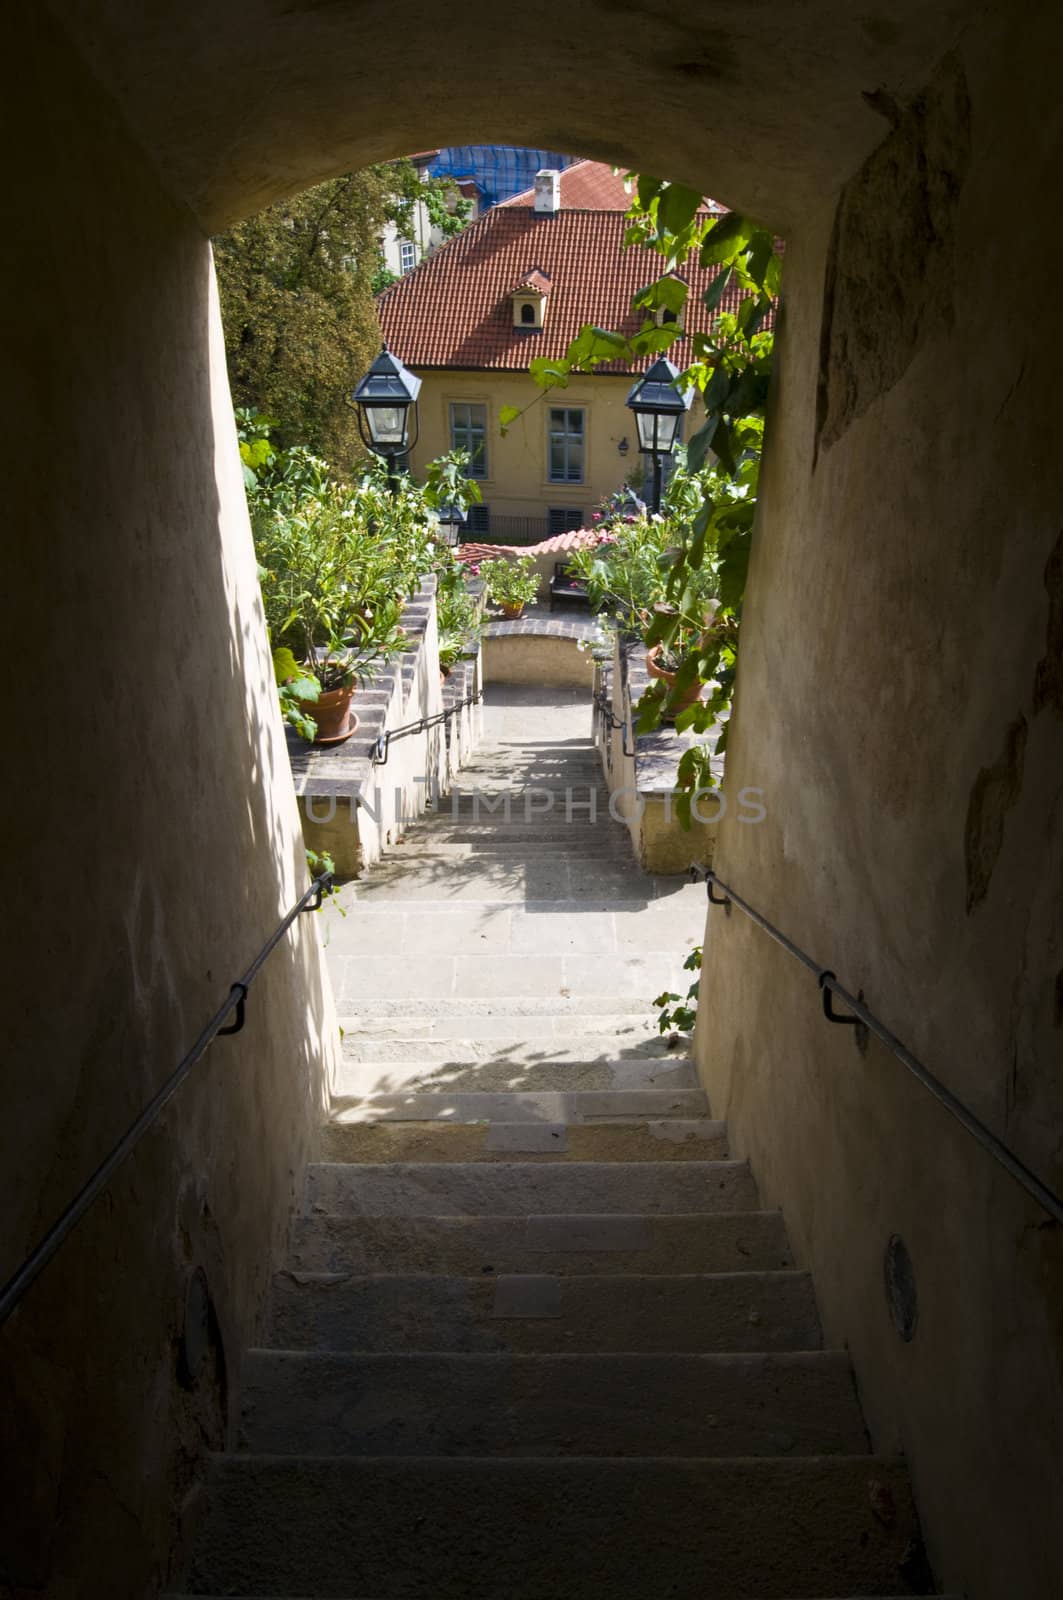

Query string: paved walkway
321 684 708 1023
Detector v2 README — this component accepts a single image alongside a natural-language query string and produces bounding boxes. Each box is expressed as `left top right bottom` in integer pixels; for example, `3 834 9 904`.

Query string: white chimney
533 169 561 215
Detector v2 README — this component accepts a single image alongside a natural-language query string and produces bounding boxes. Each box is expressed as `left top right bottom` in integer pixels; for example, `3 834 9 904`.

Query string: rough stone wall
697 15 1063 1598
0 12 339 1595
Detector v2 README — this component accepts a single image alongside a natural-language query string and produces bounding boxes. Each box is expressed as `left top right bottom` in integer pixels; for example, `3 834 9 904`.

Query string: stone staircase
174 686 944 1600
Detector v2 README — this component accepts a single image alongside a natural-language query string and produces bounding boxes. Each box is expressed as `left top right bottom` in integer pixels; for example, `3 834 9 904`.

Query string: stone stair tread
288 1211 794 1276
305 1159 760 1216
238 1349 868 1457
266 1269 821 1353
331 1058 698 1094
336 996 671 1019
325 1089 711 1122
182 1454 922 1598
318 1119 727 1164
338 1034 682 1061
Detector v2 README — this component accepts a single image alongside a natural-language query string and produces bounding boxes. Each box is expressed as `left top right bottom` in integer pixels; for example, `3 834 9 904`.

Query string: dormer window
510 269 551 330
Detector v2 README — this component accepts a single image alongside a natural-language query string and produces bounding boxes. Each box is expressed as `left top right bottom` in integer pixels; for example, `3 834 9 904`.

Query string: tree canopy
214 161 469 467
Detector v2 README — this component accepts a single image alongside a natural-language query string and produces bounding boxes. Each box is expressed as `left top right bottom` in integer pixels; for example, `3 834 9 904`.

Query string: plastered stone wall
482 632 595 688
0 12 339 1594
696 18 1063 1598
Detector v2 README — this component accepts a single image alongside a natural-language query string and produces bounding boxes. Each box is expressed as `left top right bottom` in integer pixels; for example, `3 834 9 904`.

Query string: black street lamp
351 344 421 487
625 357 693 513
434 502 468 548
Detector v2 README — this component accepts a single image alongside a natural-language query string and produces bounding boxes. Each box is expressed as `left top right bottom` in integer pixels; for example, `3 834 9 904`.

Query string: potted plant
645 634 706 716
256 490 412 742
479 554 540 618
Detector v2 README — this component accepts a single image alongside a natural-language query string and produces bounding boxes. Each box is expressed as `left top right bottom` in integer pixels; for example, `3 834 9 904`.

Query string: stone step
371 830 627 850
305 1160 760 1217
327 1087 709 1123
238 1350 867 1458
335 953 688 1004
336 1017 675 1043
334 994 673 1023
319 1118 727 1164
384 841 626 860
183 1455 921 1598
350 864 661 902
289 1211 794 1277
267 1271 820 1353
332 1056 698 1095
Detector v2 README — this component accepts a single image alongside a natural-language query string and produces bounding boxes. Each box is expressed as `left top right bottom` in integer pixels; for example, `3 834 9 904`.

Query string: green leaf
528 357 571 389
685 416 719 473
744 230 775 293
702 362 734 416
699 212 755 268
702 267 733 313
632 274 689 314
499 405 521 436
657 183 703 237
637 174 665 211
566 326 630 369
272 647 301 685
718 529 752 611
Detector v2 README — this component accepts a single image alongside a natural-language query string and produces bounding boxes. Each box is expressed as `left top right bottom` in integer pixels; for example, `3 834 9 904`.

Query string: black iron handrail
693 864 1063 1227
592 687 636 758
0 871 335 1328
372 689 483 766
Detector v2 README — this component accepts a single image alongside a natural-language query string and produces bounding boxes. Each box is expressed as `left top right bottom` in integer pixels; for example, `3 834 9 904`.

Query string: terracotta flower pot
499 601 525 619
299 683 357 743
645 642 704 717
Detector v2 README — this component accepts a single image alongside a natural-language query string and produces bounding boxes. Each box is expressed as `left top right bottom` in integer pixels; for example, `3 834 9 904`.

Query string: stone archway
6 4 1063 1598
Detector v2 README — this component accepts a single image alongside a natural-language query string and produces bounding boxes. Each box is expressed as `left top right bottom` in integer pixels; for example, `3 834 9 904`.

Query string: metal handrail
372 689 483 765
0 870 335 1327
592 687 636 758
693 864 1063 1227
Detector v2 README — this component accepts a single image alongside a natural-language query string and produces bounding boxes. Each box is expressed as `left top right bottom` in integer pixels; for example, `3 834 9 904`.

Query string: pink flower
469 563 481 576
591 512 602 522
624 514 636 523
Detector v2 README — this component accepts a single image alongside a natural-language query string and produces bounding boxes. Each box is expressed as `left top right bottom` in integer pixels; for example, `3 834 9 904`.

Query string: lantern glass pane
366 404 406 445
635 411 658 452
657 411 680 452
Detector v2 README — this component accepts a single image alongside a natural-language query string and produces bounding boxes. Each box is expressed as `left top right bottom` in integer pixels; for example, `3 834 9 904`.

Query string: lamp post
434 502 468 548
625 357 692 514
351 343 422 489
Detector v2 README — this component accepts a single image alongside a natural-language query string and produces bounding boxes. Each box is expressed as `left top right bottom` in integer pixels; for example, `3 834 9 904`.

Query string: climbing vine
517 178 782 802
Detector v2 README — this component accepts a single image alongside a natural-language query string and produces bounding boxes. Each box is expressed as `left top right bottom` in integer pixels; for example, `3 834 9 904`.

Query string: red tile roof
501 160 636 211
511 268 552 296
378 206 752 374
457 530 598 562
499 159 731 216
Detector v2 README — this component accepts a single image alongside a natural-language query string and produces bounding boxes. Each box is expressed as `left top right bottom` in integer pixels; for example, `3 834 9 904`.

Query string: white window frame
449 401 489 480
547 406 585 484
399 239 417 274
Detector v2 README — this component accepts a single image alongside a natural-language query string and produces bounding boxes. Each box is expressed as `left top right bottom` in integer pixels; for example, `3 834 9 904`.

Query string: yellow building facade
410 369 646 537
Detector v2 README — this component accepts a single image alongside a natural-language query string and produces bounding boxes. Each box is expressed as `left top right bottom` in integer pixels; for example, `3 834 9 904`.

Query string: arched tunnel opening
3 4 1063 1597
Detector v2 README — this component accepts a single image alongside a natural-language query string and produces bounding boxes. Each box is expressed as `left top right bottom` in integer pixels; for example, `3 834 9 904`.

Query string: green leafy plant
513 180 780 809
247 422 467 735
479 555 541 611
273 645 320 741
654 945 702 1034
421 449 484 525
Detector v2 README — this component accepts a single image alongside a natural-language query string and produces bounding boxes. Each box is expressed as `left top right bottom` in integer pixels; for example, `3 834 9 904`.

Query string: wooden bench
549 561 590 612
